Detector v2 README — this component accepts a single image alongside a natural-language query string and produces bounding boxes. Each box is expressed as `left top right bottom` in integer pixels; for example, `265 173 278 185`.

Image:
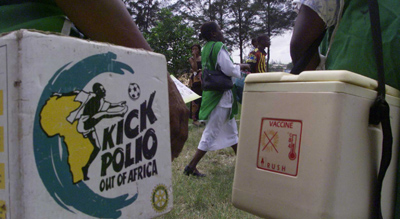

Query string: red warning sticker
257 118 302 176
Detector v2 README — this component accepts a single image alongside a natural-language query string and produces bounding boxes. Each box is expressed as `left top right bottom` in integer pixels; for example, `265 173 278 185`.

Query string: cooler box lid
244 70 400 98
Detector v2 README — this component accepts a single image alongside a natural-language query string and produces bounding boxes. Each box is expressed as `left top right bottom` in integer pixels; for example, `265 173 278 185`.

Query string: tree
169 0 234 36
170 0 252 59
168 0 216 33
227 0 260 63
207 0 230 30
123 0 161 34
132 0 296 71
145 9 198 76
255 0 296 70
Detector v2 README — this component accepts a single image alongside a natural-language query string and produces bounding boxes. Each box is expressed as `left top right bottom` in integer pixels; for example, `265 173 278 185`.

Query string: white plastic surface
245 71 400 97
233 71 400 218
0 30 172 219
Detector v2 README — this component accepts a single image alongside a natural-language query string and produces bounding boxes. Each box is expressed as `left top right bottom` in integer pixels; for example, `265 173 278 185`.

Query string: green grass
159 118 260 219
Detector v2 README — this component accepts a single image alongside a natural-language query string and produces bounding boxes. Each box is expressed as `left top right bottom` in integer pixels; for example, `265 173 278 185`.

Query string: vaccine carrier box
232 71 400 218
0 30 172 218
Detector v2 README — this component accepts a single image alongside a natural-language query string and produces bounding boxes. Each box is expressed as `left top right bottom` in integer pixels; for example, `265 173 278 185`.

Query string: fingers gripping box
232 71 400 218
0 30 172 218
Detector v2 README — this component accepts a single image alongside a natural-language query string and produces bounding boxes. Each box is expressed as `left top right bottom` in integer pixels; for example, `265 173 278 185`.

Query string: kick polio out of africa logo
33 52 167 218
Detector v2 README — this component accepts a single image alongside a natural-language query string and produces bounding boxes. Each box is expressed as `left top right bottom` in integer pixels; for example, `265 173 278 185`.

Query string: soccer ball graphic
128 83 141 100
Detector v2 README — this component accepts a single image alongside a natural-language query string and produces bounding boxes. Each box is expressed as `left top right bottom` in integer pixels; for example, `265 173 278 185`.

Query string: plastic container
0 30 172 218
232 71 400 218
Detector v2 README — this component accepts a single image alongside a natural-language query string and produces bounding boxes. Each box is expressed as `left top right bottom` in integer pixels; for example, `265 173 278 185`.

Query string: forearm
189 58 199 73
217 48 241 78
55 0 151 51
290 4 325 69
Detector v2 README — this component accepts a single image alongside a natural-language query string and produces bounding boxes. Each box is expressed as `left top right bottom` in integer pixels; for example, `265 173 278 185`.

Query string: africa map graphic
33 52 137 218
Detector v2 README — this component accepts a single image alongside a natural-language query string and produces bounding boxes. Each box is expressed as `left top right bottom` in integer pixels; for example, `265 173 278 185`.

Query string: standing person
247 34 271 73
0 0 189 161
251 37 259 52
245 37 259 63
234 37 259 104
188 44 203 126
183 21 248 177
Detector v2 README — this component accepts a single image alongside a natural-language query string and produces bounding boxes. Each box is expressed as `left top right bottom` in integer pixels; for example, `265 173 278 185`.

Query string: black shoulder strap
205 43 216 70
367 0 393 218
205 42 222 71
208 43 216 60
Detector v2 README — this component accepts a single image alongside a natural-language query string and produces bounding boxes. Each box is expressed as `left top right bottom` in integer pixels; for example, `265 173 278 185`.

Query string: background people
247 34 270 73
245 37 259 63
0 0 189 161
188 44 203 126
184 21 248 177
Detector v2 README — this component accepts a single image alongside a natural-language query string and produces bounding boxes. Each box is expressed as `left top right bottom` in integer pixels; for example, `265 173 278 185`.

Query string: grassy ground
159 118 260 219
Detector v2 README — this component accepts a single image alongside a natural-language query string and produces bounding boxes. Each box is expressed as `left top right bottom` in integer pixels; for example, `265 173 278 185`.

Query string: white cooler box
0 30 172 218
232 71 400 218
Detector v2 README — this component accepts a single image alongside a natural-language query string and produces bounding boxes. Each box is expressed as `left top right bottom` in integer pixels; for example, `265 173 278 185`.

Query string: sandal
183 166 206 177
192 121 201 126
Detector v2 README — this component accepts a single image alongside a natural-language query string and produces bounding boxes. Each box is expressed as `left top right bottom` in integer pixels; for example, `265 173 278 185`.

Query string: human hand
240 64 251 71
167 75 189 161
189 57 194 63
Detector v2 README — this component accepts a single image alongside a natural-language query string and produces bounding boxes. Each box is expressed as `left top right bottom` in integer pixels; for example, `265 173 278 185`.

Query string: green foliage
206 0 230 30
144 9 198 76
167 0 208 35
168 0 296 65
123 0 161 34
124 1 296 73
252 0 297 69
255 0 296 37
227 0 260 63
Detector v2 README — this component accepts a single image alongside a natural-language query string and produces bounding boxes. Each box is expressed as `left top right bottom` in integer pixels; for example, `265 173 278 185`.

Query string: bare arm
290 4 326 70
188 57 197 73
54 0 151 51
240 64 251 71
